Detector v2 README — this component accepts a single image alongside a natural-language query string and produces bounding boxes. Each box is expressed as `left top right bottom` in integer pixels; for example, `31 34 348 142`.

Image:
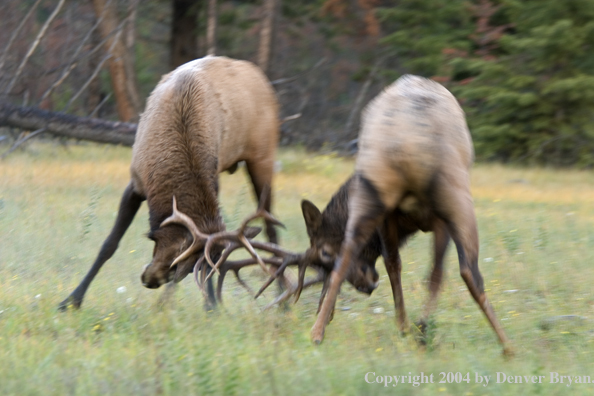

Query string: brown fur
309 75 512 354
302 179 382 294
301 176 439 295
136 56 280 289
59 56 279 309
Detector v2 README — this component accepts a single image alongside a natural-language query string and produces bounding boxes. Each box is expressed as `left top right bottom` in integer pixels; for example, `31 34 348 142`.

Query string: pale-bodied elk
306 75 512 355
59 56 281 310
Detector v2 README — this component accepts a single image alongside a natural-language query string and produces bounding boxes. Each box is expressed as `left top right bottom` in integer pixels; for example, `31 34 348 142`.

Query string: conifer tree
451 0 594 165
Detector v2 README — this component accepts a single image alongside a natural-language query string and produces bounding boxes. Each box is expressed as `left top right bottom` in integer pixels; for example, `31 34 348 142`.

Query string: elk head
301 181 381 295
140 197 262 289
140 197 213 288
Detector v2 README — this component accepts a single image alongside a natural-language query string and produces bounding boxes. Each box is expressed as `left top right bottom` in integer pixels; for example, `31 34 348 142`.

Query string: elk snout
141 263 171 289
350 263 379 295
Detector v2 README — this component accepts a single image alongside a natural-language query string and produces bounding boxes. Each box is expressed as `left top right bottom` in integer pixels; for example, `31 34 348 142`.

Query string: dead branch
63 52 114 113
3 0 66 97
270 58 326 86
281 113 301 123
38 0 114 105
0 0 43 75
0 127 46 159
89 93 112 118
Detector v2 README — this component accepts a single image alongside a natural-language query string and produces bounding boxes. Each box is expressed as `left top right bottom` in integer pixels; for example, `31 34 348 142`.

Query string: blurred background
2 0 594 166
2 2 594 394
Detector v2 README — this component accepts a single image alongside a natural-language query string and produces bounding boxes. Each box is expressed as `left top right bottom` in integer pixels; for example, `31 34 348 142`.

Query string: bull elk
306 75 512 355
59 56 281 310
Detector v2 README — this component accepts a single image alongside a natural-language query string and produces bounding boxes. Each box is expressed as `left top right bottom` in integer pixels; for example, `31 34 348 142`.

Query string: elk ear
301 200 322 236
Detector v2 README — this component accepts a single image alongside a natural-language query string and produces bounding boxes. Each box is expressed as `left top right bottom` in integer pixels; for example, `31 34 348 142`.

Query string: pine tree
451 0 594 166
377 0 473 78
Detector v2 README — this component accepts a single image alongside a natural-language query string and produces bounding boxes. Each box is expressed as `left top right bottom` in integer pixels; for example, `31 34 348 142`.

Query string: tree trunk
91 0 140 122
123 0 141 114
257 0 279 76
86 26 103 115
206 0 217 56
170 0 200 69
0 101 136 146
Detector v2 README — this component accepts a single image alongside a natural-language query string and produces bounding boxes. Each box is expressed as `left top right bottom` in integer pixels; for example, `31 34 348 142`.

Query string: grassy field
1 143 594 395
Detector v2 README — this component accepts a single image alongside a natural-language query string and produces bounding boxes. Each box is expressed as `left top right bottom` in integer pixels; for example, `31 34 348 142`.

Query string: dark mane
147 71 224 235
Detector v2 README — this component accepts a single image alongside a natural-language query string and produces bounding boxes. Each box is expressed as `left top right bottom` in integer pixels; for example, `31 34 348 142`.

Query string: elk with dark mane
59 56 280 310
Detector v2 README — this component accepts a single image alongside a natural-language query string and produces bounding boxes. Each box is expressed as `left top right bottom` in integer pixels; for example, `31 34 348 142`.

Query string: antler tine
255 253 304 299
213 256 283 302
248 240 296 257
293 260 309 303
239 185 285 234
262 287 293 311
193 257 210 300
203 232 243 275
161 196 209 239
238 208 285 236
161 196 210 268
238 233 270 274
233 269 255 297
263 271 325 310
203 225 274 277
203 241 242 283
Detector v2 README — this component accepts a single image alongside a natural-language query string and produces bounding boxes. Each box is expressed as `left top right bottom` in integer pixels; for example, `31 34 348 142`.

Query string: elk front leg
311 174 389 344
316 274 334 323
418 218 450 331
380 215 407 333
59 182 144 310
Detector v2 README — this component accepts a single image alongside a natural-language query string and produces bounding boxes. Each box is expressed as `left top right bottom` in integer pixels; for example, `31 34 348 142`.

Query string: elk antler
164 189 328 307
195 254 326 308
160 196 219 273
202 187 285 281
193 206 326 306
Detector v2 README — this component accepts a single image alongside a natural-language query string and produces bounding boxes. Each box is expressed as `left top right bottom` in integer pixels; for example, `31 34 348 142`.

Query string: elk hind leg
438 186 512 354
417 218 450 334
245 159 278 244
59 182 144 310
245 159 291 304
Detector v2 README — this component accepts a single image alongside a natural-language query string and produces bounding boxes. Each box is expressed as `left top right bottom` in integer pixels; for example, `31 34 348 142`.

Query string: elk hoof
502 345 515 359
413 318 434 346
311 327 325 345
415 320 428 335
58 296 82 312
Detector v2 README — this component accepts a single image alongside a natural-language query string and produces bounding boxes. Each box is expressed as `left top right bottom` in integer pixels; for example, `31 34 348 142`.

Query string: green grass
1 143 594 395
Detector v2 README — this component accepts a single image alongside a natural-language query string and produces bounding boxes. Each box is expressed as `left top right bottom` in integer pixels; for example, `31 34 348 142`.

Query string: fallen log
0 101 136 146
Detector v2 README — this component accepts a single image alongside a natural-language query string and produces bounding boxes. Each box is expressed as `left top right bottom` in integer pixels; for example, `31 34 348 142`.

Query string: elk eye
320 247 333 261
